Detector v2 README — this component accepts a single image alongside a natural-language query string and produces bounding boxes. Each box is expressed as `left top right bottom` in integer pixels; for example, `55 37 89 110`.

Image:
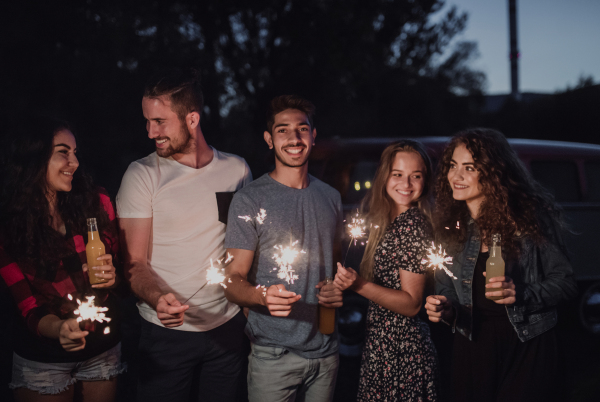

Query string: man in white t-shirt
116 69 252 402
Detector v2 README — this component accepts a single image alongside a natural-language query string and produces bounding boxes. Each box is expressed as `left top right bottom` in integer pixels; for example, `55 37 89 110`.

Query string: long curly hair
0 116 112 274
360 140 434 281
434 128 560 256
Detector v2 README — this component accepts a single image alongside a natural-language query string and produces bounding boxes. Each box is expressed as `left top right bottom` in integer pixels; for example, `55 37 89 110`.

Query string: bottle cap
87 218 97 225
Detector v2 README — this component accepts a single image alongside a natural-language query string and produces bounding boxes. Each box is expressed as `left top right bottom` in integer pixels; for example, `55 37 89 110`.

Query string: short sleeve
396 213 432 274
224 192 260 251
241 161 253 187
116 162 153 218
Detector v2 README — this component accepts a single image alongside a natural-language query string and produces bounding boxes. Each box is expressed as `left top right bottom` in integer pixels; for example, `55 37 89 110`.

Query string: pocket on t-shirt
216 191 236 224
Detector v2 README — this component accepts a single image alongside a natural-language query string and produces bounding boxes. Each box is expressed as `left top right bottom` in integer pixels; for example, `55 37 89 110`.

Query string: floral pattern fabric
357 207 440 402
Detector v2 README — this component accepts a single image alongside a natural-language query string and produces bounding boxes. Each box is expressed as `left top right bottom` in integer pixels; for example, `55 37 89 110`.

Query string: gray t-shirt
225 173 342 358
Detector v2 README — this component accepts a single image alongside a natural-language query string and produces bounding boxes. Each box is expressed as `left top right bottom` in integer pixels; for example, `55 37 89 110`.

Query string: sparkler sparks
421 242 456 279
71 295 112 324
256 209 267 224
206 252 235 289
238 209 267 224
347 213 367 246
183 253 235 304
273 240 305 284
342 211 367 266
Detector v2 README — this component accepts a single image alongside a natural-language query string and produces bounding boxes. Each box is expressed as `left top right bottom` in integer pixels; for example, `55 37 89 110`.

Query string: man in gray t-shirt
224 95 343 402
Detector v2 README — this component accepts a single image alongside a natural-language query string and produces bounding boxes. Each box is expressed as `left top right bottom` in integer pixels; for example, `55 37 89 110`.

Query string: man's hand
484 272 517 305
156 293 189 327
424 295 454 323
316 279 343 308
59 318 88 352
263 284 302 317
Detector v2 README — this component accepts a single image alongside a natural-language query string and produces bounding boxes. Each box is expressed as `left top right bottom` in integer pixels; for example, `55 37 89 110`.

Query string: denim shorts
9 343 126 395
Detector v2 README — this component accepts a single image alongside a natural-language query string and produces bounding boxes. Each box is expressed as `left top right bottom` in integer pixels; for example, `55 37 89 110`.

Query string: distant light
354 182 361 191
365 181 371 189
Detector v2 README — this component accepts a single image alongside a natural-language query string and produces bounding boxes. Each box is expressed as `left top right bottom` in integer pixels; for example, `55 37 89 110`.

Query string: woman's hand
424 295 454 323
85 254 117 288
59 318 88 352
483 272 516 304
333 263 360 291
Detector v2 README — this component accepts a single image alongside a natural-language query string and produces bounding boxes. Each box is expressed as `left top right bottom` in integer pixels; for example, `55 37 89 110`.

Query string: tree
0 0 485 192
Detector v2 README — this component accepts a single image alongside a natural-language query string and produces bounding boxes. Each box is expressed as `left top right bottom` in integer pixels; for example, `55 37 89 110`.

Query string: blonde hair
359 140 433 281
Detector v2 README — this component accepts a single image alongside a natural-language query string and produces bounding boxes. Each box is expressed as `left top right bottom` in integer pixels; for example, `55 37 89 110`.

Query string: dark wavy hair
434 128 561 256
0 116 112 273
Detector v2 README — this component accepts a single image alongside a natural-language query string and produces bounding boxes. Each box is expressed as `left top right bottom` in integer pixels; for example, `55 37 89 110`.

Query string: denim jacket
435 216 578 342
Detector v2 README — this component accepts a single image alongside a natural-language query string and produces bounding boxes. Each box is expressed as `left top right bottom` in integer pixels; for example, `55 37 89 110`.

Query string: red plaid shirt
0 190 120 336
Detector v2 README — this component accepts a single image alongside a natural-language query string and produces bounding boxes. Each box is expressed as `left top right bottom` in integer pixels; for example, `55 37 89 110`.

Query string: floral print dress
357 207 440 402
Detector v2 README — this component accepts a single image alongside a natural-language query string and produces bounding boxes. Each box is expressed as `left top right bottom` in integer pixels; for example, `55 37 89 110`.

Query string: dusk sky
441 0 600 94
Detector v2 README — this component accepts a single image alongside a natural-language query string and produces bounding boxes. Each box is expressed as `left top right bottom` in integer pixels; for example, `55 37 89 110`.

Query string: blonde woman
334 140 439 402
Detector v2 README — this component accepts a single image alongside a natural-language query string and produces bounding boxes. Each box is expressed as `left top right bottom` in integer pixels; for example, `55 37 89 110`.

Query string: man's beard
156 123 193 158
273 145 310 168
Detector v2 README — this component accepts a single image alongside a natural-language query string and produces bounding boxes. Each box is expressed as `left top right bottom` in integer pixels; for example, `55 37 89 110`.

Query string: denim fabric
435 216 578 342
9 343 125 395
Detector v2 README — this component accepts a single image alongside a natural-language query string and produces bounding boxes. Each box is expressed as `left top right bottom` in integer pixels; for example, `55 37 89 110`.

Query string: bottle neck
87 222 99 241
490 245 502 258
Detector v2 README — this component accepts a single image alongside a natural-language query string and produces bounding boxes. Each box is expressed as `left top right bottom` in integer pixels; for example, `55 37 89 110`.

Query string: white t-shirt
116 148 252 331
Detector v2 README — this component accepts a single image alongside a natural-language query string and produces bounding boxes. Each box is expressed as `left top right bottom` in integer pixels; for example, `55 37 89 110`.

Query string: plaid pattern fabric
0 190 119 336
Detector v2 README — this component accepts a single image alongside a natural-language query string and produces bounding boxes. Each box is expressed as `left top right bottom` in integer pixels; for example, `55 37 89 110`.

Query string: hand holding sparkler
58 318 88 352
333 263 362 292
263 284 301 317
424 295 454 324
156 293 189 328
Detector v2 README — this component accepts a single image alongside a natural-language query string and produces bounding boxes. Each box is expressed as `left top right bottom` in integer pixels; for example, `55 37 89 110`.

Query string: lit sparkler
342 211 367 266
273 240 305 284
68 295 111 333
183 253 235 304
421 242 456 279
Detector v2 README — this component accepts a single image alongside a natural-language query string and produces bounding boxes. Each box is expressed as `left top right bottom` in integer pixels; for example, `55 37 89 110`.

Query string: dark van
309 137 600 339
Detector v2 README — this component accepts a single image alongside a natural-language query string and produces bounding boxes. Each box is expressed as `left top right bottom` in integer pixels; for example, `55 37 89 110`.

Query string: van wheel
579 281 600 335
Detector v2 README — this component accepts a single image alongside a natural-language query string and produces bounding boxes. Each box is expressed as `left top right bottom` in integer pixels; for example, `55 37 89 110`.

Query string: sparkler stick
421 242 457 279
342 211 367 267
182 253 234 304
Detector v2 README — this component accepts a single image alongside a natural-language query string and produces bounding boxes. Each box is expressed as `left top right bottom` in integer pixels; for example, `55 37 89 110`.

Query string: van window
530 161 580 202
345 161 379 204
585 162 600 201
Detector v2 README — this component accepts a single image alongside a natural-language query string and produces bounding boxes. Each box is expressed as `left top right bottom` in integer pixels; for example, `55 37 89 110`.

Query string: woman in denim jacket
424 128 577 401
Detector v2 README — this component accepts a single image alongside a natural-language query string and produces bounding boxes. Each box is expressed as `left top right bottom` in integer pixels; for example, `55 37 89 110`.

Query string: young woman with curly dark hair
0 117 125 402
424 128 577 401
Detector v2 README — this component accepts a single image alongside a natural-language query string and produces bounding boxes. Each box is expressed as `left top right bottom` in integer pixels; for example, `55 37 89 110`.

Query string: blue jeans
248 344 339 402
